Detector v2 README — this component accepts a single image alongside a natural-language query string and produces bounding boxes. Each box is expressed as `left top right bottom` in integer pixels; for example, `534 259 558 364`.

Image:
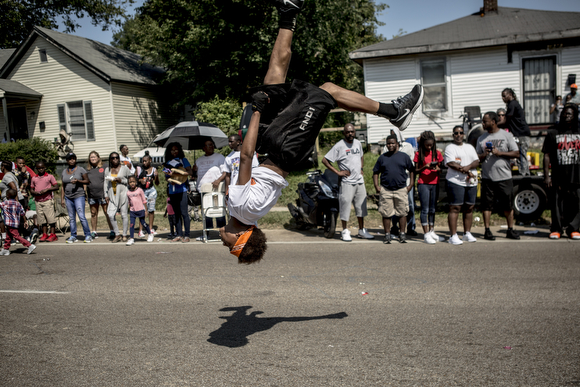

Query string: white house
0 26 175 159
349 1 580 144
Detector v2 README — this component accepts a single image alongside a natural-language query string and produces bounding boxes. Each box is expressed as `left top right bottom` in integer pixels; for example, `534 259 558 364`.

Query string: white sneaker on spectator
138 230 145 238
424 233 436 244
429 230 445 242
462 232 477 243
147 234 154 242
357 228 374 239
448 234 463 245
151 229 157 235
126 238 135 246
341 229 352 242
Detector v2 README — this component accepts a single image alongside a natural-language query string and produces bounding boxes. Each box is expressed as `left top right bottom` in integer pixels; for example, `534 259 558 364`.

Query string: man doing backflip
219 0 424 264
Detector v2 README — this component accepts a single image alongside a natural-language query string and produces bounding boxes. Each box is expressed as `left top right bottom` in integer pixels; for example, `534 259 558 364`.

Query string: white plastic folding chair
199 182 228 242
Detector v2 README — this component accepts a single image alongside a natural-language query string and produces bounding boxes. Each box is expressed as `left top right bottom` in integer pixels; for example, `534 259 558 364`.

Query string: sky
70 0 580 46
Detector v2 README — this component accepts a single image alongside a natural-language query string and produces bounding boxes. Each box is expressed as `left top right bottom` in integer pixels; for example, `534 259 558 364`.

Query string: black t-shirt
505 99 531 137
542 126 580 186
86 167 106 199
373 151 413 190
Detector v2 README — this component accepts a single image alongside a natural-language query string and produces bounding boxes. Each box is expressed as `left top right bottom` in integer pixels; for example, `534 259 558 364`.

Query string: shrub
0 138 59 173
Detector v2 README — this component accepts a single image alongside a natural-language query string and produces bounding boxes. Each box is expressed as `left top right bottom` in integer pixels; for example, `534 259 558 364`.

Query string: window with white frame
57 101 95 141
421 59 447 112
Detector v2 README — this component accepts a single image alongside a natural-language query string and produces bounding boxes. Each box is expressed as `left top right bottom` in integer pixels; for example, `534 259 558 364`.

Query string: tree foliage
194 96 243 137
0 138 59 173
0 0 133 49
113 0 386 106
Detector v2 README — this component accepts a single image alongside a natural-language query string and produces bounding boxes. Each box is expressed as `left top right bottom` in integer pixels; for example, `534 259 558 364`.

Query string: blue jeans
65 196 90 238
418 184 438 226
130 210 150 238
392 187 416 231
205 216 226 229
169 192 190 237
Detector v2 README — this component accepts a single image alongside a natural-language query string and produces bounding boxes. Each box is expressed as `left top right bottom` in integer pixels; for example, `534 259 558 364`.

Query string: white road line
0 290 69 294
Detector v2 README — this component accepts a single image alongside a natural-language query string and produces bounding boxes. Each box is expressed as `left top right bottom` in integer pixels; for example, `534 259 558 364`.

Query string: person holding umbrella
163 142 193 242
218 0 423 264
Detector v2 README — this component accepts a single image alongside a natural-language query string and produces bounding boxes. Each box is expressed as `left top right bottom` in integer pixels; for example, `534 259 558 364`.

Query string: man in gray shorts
323 123 374 241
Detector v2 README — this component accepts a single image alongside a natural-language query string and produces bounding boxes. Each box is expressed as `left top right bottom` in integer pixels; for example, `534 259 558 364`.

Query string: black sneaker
383 233 391 244
388 85 424 131
506 229 520 240
406 228 418 237
484 229 496 241
30 229 39 245
399 232 407 243
273 0 304 15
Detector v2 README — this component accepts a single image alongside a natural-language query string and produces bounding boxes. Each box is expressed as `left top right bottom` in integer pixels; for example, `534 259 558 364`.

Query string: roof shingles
351 7 580 60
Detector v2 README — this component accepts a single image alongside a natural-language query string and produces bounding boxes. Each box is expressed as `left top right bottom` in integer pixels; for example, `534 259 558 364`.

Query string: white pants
107 200 129 236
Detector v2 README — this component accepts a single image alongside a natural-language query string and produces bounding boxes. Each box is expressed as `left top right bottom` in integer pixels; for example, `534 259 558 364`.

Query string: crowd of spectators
324 88 580 245
2 88 578 252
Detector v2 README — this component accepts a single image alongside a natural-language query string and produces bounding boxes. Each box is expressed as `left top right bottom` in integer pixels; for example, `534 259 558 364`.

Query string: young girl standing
126 176 154 246
414 131 445 244
163 197 177 240
136 154 159 237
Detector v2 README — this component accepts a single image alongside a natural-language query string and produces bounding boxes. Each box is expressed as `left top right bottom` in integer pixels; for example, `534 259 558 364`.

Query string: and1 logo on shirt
556 134 580 165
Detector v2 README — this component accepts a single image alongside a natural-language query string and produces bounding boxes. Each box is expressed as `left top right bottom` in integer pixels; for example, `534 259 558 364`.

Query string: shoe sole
341 239 352 242
394 85 424 131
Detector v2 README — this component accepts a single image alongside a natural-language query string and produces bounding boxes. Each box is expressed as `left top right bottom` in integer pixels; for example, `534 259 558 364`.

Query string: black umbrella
153 121 228 150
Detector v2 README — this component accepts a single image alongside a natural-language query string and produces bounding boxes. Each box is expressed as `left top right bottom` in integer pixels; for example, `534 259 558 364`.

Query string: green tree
0 0 134 49
113 0 385 106
0 138 59 173
194 96 243 137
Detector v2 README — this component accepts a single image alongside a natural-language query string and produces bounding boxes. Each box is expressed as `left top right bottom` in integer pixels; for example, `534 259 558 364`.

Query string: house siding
561 46 580 96
361 46 580 144
111 82 174 154
5 36 115 158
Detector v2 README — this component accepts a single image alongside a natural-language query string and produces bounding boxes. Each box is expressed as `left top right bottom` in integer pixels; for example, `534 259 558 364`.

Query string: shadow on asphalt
207 306 348 347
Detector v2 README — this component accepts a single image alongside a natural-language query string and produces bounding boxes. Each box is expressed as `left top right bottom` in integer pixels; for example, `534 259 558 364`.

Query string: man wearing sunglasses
444 126 480 245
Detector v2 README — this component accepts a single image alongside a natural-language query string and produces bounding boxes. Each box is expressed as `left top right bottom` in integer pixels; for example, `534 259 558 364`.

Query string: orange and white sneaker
571 231 580 240
549 232 561 239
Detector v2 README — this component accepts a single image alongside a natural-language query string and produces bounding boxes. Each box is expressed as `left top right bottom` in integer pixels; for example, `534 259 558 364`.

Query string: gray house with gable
349 1 580 143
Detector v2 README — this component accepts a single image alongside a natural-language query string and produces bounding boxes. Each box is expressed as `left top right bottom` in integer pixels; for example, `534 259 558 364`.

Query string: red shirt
414 150 444 185
31 173 58 202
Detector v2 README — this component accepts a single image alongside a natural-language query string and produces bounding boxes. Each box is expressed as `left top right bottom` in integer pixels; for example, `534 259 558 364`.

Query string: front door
7 106 29 140
522 56 556 125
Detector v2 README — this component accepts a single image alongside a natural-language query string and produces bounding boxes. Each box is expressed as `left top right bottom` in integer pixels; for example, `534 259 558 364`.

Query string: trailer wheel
512 184 547 222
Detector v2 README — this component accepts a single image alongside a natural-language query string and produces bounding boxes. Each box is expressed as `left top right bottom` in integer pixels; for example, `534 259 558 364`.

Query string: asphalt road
1 227 579 386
